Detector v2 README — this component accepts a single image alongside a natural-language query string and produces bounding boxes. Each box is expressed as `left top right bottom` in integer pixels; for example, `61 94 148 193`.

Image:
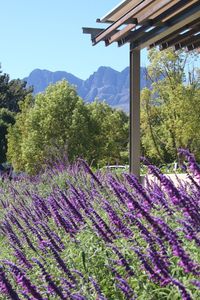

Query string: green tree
87 100 128 166
7 81 93 174
0 108 15 163
6 94 34 171
7 81 129 174
0 66 33 163
0 66 32 112
141 48 200 164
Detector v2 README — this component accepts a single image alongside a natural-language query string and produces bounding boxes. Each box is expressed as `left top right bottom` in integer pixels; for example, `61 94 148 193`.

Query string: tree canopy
5 48 200 173
0 108 15 164
7 81 128 174
0 66 33 164
0 66 32 112
141 48 200 165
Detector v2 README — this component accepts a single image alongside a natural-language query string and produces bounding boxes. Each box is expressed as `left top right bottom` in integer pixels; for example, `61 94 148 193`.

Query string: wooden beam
162 0 198 22
104 0 175 47
92 0 155 45
118 0 191 47
135 0 177 23
100 0 144 23
105 23 137 46
174 34 200 50
130 3 200 49
150 17 200 48
129 46 140 178
186 40 200 51
82 27 119 41
149 0 180 19
160 23 200 50
82 27 105 39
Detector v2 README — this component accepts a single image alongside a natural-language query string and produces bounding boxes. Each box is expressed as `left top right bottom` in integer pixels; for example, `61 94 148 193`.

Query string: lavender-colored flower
19 215 43 243
3 261 44 300
71 294 86 300
0 266 20 300
172 279 192 300
124 173 154 208
12 246 32 269
32 258 67 300
190 280 200 289
61 277 75 291
50 202 76 237
110 245 134 276
89 277 107 300
133 248 163 284
91 209 117 240
9 215 37 253
20 291 33 299
145 164 200 227
39 223 64 252
108 177 126 205
71 269 84 279
78 159 103 187
110 178 166 239
148 246 170 280
2 221 24 250
179 219 200 247
31 194 51 218
148 183 174 215
89 214 113 243
60 191 84 223
49 245 77 284
128 213 168 261
179 149 200 183
154 218 200 275
110 267 136 300
103 199 132 237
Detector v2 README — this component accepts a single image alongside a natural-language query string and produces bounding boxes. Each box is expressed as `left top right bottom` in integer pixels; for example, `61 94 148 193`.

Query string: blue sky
0 0 148 80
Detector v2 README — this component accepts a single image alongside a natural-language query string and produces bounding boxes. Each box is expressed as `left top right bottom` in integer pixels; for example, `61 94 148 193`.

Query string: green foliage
0 108 15 163
87 100 128 166
141 48 200 165
0 158 200 299
0 65 33 164
7 81 128 174
6 94 34 171
0 66 32 113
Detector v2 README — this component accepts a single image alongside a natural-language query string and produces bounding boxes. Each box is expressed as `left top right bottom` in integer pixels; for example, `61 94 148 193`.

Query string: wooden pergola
83 0 200 178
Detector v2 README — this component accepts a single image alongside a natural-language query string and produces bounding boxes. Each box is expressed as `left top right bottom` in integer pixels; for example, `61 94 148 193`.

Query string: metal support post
129 45 140 178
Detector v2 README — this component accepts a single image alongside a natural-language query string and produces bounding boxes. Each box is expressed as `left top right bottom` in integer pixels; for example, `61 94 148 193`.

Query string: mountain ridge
24 66 149 112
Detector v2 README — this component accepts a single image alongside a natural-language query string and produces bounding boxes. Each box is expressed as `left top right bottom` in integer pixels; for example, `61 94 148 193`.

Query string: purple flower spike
190 280 200 289
103 200 132 237
179 149 200 183
111 245 134 277
172 279 192 300
49 245 77 284
12 246 32 269
89 277 107 300
124 173 154 209
71 294 86 300
0 266 20 300
133 248 163 284
111 267 136 300
78 159 103 187
3 261 44 300
32 258 67 300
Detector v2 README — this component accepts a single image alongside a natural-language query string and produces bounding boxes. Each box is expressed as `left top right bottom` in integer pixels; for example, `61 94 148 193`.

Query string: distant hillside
24 66 150 112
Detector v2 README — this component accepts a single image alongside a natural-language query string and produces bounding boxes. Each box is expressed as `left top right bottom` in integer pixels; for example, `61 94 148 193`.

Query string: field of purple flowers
0 149 200 299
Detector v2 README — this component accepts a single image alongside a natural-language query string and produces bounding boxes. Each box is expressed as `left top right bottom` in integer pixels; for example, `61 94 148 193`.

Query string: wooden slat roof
83 0 200 52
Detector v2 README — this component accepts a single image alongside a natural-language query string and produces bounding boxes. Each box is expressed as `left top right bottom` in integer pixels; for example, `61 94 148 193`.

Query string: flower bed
0 151 200 299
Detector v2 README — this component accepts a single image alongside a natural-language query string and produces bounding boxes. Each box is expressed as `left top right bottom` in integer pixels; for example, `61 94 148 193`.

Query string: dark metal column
129 44 140 178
